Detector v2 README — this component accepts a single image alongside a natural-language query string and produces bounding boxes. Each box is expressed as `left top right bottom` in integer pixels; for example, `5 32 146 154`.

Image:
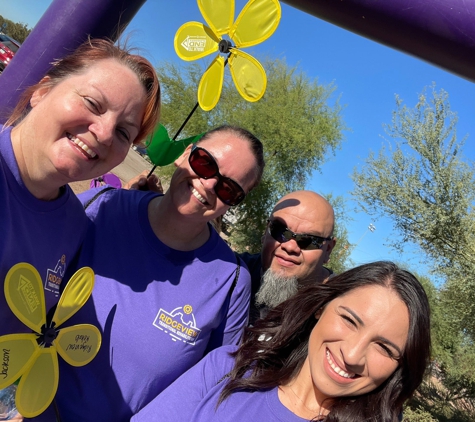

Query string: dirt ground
69 148 152 195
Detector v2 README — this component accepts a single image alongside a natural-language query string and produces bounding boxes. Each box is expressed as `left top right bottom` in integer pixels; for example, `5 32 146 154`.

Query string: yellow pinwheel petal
198 0 234 36
56 324 101 367
198 55 225 111
230 0 281 48
52 267 94 327
0 334 40 389
16 347 58 418
4 263 46 333
174 22 219 61
228 49 267 102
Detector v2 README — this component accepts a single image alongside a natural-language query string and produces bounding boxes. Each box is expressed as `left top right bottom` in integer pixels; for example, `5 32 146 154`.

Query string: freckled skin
11 58 147 198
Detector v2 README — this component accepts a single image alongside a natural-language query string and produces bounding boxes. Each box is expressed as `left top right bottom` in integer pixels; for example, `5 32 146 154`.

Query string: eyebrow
340 306 403 355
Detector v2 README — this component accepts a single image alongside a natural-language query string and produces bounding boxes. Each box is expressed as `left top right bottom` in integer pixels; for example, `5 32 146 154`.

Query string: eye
117 127 131 143
84 97 100 112
377 343 398 359
341 314 357 327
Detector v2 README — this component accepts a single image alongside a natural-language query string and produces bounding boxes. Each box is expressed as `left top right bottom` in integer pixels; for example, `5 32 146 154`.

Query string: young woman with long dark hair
133 261 431 422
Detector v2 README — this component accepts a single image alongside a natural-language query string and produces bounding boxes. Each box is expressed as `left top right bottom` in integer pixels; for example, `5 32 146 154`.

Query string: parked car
0 42 15 73
0 33 21 74
0 33 21 53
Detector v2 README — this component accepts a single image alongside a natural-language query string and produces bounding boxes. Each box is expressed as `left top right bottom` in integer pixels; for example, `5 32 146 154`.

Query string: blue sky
3 0 475 274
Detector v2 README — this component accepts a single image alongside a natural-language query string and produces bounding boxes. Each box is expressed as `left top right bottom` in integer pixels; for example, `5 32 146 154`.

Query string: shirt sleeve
206 257 251 350
131 345 237 422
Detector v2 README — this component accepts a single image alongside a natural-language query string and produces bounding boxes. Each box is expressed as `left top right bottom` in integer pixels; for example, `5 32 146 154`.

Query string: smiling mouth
326 350 356 379
67 133 97 159
190 185 208 205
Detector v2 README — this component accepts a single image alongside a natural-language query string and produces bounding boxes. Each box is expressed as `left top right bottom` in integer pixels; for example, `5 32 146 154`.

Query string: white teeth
191 186 207 204
68 134 97 158
326 350 355 379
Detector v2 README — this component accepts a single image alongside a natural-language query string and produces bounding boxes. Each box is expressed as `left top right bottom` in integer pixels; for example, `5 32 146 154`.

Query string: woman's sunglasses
188 144 246 206
267 220 333 250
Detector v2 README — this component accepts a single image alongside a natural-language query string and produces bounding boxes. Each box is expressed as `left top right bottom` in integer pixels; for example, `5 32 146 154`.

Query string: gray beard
255 268 299 310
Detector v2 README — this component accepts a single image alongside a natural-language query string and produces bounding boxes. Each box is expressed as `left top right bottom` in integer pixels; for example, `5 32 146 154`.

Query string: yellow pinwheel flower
0 263 101 418
174 0 281 111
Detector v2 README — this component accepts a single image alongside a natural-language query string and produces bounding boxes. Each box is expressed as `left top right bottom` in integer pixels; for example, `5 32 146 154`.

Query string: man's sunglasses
267 220 333 250
188 144 246 206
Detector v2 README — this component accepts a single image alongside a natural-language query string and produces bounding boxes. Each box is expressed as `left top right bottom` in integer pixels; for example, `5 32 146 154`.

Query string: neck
278 359 332 419
11 125 63 200
148 194 211 251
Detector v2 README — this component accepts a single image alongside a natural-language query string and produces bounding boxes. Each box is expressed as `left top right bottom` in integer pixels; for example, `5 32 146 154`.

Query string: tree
324 193 353 273
351 86 475 293
351 86 475 420
0 15 32 43
155 57 348 268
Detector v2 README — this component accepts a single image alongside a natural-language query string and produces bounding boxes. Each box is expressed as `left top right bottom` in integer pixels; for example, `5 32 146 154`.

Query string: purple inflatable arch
283 0 475 83
0 0 146 122
1 0 475 122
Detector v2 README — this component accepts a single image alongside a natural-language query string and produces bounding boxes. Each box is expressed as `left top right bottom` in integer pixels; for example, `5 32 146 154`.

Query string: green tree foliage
155 58 348 266
325 193 353 273
351 86 475 420
0 15 32 43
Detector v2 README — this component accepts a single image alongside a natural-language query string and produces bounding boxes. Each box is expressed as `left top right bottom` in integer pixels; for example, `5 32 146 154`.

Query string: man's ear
323 237 337 264
174 143 193 168
30 77 52 108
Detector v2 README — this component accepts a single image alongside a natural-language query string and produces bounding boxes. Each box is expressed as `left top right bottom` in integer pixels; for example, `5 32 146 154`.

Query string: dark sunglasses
267 220 333 250
188 144 246 206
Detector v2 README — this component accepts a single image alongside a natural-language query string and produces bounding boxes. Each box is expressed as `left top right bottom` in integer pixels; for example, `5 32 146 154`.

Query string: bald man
240 191 336 324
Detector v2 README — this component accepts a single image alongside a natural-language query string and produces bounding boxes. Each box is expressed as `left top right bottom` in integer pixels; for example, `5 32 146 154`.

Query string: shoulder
79 187 159 218
206 345 238 371
238 252 261 281
239 252 261 269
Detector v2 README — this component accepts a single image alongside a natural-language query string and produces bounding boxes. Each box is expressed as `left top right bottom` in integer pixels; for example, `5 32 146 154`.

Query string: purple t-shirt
54 187 251 421
132 345 309 422
0 126 89 337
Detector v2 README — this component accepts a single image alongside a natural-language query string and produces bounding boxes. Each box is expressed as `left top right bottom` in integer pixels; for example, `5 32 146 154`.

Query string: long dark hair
220 261 431 422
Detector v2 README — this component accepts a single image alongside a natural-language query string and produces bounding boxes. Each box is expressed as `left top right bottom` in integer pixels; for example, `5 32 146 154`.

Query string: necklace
280 384 326 419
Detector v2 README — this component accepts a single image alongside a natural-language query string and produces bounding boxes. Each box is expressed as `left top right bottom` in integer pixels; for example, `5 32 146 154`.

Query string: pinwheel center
218 39 232 54
38 323 59 347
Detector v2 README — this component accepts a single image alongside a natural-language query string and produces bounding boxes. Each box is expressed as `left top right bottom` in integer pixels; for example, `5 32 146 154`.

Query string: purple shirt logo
153 305 202 345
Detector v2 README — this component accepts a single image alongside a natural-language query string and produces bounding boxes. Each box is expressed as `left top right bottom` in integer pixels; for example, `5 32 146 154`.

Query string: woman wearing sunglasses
54 125 265 421
132 261 431 422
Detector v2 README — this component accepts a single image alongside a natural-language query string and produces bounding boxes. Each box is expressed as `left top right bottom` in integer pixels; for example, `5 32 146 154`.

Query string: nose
279 237 301 255
340 337 366 373
200 176 219 192
90 116 115 147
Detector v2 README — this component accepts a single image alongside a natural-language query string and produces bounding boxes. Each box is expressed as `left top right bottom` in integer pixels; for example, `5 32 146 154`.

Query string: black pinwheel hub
219 39 233 54
37 323 59 347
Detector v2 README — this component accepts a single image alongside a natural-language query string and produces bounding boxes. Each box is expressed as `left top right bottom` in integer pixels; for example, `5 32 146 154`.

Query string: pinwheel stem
147 102 199 177
146 52 231 178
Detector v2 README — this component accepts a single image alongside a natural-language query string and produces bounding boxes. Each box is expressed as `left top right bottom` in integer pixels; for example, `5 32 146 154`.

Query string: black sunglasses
188 144 246 206
267 220 333 250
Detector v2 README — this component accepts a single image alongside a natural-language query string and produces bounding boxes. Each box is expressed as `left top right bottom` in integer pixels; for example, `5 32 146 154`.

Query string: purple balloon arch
0 0 474 122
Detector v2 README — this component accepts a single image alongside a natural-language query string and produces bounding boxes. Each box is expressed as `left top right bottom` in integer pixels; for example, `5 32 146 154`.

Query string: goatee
255 268 299 309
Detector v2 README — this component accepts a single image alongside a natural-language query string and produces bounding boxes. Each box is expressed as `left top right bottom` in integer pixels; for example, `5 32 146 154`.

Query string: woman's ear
30 77 52 108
